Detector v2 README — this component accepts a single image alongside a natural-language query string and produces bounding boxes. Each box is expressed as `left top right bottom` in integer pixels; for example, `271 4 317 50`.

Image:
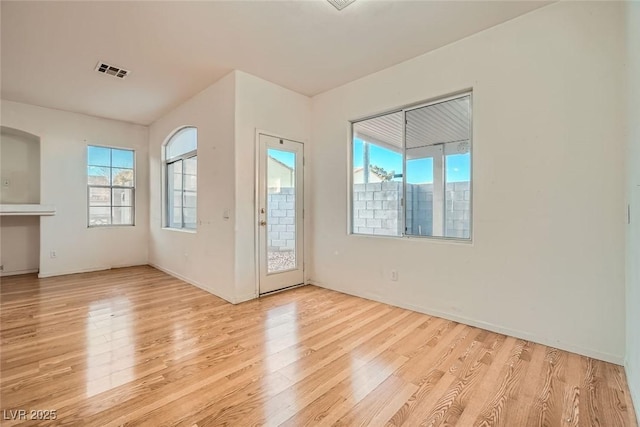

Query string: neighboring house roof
353 167 382 184
268 155 293 171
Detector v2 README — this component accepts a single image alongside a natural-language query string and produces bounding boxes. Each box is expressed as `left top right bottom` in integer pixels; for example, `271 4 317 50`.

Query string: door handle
260 220 267 226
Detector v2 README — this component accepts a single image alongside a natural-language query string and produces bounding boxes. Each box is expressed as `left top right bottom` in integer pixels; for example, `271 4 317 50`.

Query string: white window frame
349 91 473 242
163 127 197 230
87 145 136 228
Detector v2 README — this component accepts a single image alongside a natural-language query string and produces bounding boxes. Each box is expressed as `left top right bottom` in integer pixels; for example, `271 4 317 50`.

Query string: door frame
254 129 306 297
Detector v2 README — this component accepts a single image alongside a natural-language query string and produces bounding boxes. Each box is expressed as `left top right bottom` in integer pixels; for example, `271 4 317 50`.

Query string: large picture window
164 127 197 230
351 92 472 240
87 145 135 227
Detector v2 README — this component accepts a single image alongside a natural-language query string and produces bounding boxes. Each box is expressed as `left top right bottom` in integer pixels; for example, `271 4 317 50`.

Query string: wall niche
1 126 42 276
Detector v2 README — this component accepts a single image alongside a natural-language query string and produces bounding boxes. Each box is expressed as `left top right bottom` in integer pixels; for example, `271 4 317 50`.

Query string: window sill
162 227 197 234
348 232 473 245
88 224 135 229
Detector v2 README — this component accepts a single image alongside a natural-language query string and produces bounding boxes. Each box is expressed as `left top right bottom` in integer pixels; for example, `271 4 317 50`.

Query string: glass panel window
183 156 197 229
88 166 110 186
267 149 297 273
405 95 471 239
89 187 110 207
444 151 471 239
164 127 197 229
405 151 438 236
351 93 472 240
112 149 134 168
89 207 111 226
87 146 111 167
111 168 134 187
351 111 404 237
87 145 135 227
112 188 133 207
166 127 197 160
167 160 183 229
113 207 133 225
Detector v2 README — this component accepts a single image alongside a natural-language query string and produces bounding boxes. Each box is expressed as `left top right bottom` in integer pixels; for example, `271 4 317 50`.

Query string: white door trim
254 130 305 296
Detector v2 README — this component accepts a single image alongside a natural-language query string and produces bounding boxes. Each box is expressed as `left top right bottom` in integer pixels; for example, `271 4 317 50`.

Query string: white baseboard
633 386 640 425
307 279 624 365
148 263 237 304
625 358 640 422
1 268 39 277
37 262 146 278
236 292 258 303
38 266 111 278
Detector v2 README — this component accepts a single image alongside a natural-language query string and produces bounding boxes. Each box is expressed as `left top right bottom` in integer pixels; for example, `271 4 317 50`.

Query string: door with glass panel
258 134 304 294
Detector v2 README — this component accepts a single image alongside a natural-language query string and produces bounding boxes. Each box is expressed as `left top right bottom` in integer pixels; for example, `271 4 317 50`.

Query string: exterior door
258 134 304 294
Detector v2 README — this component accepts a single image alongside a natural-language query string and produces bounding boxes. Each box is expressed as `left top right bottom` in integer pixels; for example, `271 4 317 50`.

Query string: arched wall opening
0 126 41 276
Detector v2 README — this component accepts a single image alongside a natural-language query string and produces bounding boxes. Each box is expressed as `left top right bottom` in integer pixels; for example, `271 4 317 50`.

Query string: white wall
148 71 310 303
234 71 311 301
0 216 39 275
625 0 640 417
310 2 626 363
0 100 149 277
148 72 237 302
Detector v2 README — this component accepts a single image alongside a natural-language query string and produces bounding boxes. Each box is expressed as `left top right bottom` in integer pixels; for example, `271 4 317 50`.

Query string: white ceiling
1 1 550 125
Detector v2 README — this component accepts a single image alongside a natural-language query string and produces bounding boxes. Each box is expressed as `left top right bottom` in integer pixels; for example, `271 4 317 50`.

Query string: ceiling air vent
95 61 130 79
327 0 356 11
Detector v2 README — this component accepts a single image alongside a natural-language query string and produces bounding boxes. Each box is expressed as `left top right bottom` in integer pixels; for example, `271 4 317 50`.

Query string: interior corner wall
234 71 311 302
0 100 149 277
148 72 237 303
625 0 640 418
309 1 626 363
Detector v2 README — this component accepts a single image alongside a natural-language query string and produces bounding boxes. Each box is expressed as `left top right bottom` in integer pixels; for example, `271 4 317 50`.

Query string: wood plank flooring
0 266 637 426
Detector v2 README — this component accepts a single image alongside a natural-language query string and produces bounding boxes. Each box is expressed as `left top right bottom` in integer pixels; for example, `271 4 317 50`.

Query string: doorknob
260 220 267 226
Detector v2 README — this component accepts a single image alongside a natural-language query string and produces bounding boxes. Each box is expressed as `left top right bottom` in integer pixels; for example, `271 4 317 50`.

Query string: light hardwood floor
0 266 637 426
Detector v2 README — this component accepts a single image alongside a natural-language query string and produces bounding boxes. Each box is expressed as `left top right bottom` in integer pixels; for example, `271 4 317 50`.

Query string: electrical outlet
390 270 398 281
50 250 57 258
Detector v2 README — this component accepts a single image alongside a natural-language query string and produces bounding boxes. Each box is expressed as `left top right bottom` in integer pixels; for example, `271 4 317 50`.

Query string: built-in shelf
0 204 56 216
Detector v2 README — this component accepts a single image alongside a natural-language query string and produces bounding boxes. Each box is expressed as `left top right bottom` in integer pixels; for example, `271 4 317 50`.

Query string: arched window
164 127 197 229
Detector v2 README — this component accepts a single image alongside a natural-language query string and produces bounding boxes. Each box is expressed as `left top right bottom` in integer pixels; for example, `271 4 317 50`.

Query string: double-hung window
164 127 197 230
87 145 135 226
351 92 472 240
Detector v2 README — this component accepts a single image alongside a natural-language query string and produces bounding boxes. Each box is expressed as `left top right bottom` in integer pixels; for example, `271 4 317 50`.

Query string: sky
87 145 134 168
92 140 469 183
353 138 470 183
87 146 135 184
268 149 296 168
269 140 471 183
